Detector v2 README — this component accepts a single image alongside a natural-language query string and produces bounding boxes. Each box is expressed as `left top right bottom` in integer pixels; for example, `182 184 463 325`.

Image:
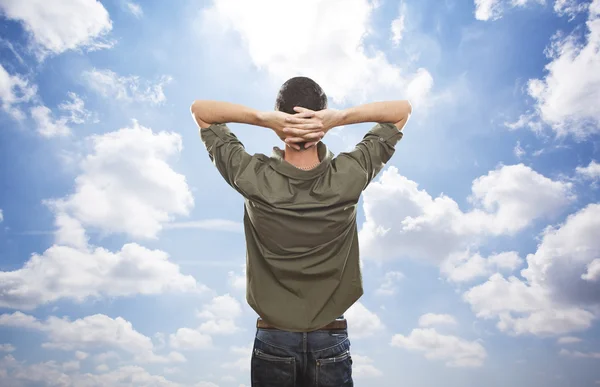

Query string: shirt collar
270 141 333 180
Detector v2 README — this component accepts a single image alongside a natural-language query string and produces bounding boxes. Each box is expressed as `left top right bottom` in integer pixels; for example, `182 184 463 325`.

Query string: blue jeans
251 324 353 386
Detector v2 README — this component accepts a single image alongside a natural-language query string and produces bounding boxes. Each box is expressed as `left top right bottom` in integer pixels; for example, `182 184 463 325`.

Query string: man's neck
283 143 320 169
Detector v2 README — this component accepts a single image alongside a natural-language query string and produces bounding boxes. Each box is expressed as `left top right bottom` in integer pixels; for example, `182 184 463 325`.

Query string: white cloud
75 351 89 360
228 266 246 292
474 0 544 21
126 1 143 18
0 344 15 353
222 343 252 371
514 141 526 158
169 294 243 351
48 120 193 239
582 259 600 282
345 302 384 339
58 92 95 124
391 328 487 367
30 105 71 137
0 209 3 223
576 160 600 181
54 213 88 250
196 294 243 335
559 348 600 359
200 0 433 106
557 336 582 344
418 313 457 327
0 355 184 387
391 14 405 46
359 164 573 263
0 0 114 58
169 328 212 351
30 92 95 138
521 0 600 138
441 250 523 283
83 69 172 105
0 242 202 310
197 294 242 320
0 64 37 120
375 271 404 296
554 0 590 17
0 312 184 364
352 354 382 378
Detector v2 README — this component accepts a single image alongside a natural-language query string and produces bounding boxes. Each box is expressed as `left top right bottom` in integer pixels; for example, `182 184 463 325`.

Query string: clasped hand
260 107 341 150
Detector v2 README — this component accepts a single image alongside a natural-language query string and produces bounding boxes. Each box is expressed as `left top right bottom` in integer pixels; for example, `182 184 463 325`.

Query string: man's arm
336 100 412 130
190 100 263 129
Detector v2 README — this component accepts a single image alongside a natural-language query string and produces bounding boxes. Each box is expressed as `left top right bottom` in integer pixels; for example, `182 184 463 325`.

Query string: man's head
275 76 328 151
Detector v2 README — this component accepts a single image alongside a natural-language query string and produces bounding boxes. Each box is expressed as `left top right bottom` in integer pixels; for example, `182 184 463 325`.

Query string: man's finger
301 131 324 140
286 123 323 130
285 137 307 143
283 127 320 136
294 106 314 114
293 111 314 118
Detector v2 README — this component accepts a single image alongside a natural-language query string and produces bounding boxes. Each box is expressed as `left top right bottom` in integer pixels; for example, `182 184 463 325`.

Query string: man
191 76 411 387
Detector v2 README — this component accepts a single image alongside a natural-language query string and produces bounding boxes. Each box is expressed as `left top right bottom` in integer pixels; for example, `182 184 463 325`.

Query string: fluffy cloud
457 205 600 338
441 250 522 283
511 0 600 138
0 344 15 353
557 336 582 344
352 354 383 378
391 328 487 367
30 105 71 137
375 271 404 296
345 302 385 339
196 294 243 335
169 294 243 351
576 160 600 181
474 0 543 21
0 242 202 310
30 92 95 137
222 343 252 371
0 64 37 120
201 0 433 106
126 2 143 18
463 204 600 336
0 312 184 364
359 164 573 263
0 0 113 58
169 328 212 351
0 209 3 223
83 69 172 105
559 348 600 359
390 8 405 46
418 313 457 327
48 120 193 239
0 355 184 387
58 92 96 124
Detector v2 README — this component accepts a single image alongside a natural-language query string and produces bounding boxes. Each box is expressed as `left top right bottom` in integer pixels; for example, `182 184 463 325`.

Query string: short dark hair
275 76 327 151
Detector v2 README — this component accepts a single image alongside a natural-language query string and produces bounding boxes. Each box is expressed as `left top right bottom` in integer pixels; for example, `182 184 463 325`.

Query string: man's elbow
190 100 210 129
393 100 412 130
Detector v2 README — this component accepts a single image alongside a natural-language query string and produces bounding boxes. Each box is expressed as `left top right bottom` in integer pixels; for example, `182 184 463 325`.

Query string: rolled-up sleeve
200 123 252 193
340 123 403 189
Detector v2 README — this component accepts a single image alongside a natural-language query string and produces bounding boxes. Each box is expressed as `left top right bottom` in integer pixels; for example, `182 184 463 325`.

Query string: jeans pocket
315 349 353 387
251 348 296 387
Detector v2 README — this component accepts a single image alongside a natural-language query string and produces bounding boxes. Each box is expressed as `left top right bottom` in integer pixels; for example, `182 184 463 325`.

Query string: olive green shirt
200 122 403 332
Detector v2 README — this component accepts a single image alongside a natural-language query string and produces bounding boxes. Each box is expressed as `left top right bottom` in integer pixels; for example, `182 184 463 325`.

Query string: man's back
200 121 404 331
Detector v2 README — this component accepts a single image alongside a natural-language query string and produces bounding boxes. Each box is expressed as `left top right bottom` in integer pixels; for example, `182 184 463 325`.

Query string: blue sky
1 0 599 386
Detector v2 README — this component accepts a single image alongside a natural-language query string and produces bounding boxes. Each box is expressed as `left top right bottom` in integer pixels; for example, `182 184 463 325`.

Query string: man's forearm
190 100 261 128
338 100 412 126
